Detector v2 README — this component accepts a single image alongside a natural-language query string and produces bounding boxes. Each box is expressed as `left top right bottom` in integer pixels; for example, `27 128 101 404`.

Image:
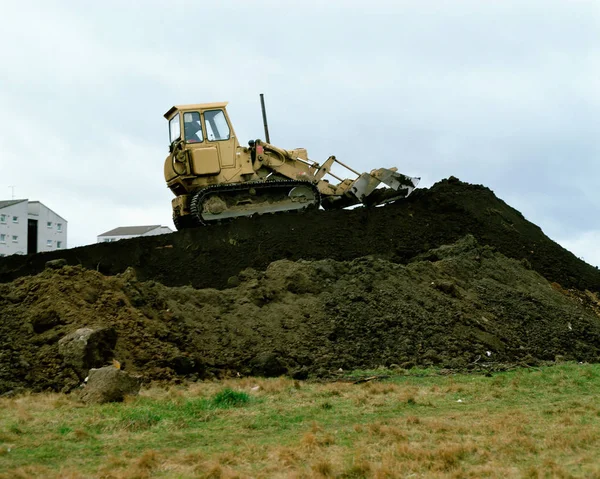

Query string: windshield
204 110 231 141
169 114 181 144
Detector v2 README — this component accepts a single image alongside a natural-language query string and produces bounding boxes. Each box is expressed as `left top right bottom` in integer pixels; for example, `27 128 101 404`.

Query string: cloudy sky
1 1 598 265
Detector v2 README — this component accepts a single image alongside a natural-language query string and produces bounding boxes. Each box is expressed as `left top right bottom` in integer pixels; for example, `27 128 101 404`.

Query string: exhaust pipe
260 93 271 144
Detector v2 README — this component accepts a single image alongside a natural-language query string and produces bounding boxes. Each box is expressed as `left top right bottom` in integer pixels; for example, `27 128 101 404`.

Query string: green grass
210 388 250 408
1 363 600 478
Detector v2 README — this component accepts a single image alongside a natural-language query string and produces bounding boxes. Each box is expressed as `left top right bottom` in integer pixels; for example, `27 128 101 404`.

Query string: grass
1 363 600 478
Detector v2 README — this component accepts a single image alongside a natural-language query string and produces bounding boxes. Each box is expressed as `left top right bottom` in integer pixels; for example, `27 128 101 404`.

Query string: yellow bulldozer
164 96 419 229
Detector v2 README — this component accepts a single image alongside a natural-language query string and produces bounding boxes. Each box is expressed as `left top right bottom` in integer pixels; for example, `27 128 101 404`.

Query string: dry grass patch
1 363 600 477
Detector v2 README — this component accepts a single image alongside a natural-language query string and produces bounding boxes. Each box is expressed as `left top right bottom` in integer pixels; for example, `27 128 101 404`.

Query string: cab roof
164 102 229 119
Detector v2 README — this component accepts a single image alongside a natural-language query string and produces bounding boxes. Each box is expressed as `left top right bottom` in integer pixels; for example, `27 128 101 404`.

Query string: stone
58 327 117 379
79 366 140 404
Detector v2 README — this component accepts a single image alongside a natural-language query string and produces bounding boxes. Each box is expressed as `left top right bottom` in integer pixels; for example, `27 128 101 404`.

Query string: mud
1 235 600 393
1 178 599 292
1 177 600 393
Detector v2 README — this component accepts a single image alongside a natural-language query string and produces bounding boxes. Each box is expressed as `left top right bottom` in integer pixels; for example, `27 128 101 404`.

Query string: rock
79 366 140 404
45 258 67 269
58 327 117 379
433 280 462 298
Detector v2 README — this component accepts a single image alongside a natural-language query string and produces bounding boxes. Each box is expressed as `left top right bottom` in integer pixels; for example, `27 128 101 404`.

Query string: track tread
190 180 321 226
173 213 201 231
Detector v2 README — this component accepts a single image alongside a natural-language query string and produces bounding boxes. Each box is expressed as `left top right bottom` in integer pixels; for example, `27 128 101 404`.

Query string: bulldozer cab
164 102 238 172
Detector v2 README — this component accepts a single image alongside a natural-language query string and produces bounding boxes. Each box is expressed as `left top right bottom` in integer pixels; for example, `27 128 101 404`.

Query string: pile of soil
1 235 600 393
1 177 600 393
1 177 599 292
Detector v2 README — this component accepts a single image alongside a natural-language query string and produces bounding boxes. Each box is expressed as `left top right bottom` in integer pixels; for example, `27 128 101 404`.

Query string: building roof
98 225 163 237
0 199 27 210
27 201 67 222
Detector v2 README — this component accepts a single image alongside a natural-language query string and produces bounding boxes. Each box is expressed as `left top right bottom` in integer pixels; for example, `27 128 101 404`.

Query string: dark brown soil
1 177 600 393
1 177 599 292
1 235 600 393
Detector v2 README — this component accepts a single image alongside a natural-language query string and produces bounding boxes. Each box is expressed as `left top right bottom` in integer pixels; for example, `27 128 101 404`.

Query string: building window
57 241 62 249
47 221 53 228
0 214 5 224
57 223 62 232
12 235 18 242
12 216 18 223
0 234 5 243
46 240 53 247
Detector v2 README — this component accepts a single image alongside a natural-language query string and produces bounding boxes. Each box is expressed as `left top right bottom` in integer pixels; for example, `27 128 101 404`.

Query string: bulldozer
164 96 419 229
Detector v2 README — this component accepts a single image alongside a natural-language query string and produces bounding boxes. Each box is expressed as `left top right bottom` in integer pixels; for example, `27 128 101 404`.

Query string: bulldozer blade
349 172 382 202
370 168 420 194
350 168 420 205
363 186 415 206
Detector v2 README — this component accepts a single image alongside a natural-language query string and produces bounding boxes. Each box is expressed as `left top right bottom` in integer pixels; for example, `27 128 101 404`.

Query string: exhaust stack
260 93 271 144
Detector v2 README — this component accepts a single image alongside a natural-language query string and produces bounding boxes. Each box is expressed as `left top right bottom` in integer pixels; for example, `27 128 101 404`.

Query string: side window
183 112 204 143
204 110 231 141
169 114 181 143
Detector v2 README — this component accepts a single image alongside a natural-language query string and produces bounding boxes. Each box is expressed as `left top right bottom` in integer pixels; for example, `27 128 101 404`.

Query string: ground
1 178 600 393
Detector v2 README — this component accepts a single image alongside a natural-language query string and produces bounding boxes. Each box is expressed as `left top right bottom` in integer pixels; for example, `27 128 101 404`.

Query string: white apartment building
97 225 172 243
0 200 67 257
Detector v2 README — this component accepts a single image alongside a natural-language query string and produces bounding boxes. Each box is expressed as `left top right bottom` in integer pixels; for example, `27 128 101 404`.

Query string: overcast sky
1 0 598 265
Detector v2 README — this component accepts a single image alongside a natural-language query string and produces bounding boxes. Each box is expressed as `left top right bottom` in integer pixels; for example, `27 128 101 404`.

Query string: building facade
0 200 67 257
97 225 172 243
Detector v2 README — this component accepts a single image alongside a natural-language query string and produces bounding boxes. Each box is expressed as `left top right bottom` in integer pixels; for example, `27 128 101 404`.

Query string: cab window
169 114 181 143
204 110 231 141
184 112 204 143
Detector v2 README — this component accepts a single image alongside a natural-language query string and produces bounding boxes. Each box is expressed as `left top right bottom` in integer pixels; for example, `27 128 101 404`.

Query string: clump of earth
1 234 600 393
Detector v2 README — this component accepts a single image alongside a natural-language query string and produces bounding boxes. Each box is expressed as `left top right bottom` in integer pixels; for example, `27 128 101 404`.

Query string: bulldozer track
190 180 321 226
173 212 201 230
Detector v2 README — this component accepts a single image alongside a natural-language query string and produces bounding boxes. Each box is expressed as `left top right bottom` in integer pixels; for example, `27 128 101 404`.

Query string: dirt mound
1 178 598 293
2 178 600 393
2 235 600 393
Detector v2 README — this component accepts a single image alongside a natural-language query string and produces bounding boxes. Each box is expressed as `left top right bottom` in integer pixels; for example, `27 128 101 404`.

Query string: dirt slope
1 178 599 292
2 177 600 393
2 236 600 393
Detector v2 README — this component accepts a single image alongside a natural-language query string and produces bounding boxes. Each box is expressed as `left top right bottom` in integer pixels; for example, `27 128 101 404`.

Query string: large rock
79 366 140 404
58 327 117 379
